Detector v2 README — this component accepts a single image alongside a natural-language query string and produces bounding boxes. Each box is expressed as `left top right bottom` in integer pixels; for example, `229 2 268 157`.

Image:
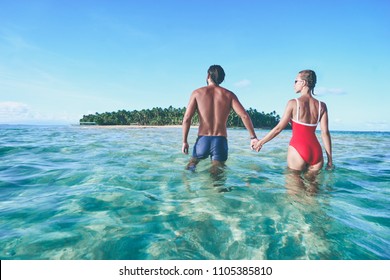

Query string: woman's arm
254 100 294 152
320 103 333 168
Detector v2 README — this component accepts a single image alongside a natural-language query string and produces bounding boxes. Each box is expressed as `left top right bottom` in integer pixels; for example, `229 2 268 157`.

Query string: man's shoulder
220 86 236 98
192 86 208 94
218 85 233 93
193 85 235 97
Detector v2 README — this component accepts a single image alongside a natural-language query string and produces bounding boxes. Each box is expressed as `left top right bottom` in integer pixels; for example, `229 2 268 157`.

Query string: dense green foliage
80 106 288 129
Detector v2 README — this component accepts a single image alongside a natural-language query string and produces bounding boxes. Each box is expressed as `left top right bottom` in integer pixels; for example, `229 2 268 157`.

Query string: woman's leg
287 145 307 171
288 146 324 172
307 160 324 172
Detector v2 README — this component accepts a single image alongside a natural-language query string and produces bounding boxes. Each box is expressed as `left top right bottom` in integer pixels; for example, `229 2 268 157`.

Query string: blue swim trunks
192 136 228 161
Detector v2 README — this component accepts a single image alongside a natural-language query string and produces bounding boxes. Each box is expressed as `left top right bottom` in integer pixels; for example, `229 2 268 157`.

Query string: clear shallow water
0 125 389 260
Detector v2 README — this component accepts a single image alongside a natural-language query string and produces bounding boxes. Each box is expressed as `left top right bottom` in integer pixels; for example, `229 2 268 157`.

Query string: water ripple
0 126 389 259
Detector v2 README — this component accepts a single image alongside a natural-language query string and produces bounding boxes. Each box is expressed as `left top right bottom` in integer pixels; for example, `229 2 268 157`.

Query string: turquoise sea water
0 125 389 260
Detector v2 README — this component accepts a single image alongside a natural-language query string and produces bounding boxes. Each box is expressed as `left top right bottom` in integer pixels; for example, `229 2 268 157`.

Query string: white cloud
0 101 78 124
234 79 251 88
316 87 347 96
0 101 32 120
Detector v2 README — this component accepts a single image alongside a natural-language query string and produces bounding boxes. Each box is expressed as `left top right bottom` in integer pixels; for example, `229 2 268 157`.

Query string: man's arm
231 95 257 145
182 92 197 154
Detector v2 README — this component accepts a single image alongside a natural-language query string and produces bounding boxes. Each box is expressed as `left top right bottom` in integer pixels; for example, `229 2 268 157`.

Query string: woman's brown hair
299 70 317 95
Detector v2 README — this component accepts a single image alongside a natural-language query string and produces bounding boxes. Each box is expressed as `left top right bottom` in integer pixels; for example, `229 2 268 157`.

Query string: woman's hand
325 162 334 171
252 139 263 152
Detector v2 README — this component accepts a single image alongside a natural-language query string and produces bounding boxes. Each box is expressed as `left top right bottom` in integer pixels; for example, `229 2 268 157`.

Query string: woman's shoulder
315 98 327 107
284 99 297 111
306 96 326 106
287 98 297 104
314 99 328 116
320 101 328 111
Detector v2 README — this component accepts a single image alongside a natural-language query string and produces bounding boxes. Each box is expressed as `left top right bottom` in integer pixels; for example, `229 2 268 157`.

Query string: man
182 65 258 172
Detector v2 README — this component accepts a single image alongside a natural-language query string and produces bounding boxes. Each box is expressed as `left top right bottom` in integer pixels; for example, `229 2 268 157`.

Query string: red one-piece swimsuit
289 99 323 165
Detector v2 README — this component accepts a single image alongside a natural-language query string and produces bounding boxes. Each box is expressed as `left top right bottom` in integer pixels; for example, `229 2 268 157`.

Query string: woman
253 70 332 172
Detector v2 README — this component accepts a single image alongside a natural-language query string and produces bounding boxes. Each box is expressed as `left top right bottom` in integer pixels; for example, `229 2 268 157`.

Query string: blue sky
0 0 389 131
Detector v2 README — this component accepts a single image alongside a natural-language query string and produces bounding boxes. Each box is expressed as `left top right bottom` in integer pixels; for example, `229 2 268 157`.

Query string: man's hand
252 139 263 152
182 142 189 154
250 138 259 151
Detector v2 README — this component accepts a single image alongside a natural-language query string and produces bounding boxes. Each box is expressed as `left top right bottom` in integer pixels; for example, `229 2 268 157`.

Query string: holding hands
253 140 263 152
250 138 263 152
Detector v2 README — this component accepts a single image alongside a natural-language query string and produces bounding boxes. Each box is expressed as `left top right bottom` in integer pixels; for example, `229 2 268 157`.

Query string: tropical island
79 106 289 129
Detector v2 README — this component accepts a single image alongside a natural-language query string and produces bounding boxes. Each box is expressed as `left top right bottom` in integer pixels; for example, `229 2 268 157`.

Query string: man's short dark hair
208 65 225 85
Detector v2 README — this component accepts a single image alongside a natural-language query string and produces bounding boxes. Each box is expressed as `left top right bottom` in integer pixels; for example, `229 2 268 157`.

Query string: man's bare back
186 84 235 137
182 65 257 170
